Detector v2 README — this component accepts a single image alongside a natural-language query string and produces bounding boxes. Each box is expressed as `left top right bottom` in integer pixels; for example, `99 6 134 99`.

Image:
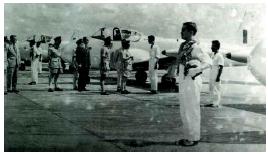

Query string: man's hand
188 67 201 77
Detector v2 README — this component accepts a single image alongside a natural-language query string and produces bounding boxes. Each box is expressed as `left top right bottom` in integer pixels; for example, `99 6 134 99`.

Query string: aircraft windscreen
121 30 131 39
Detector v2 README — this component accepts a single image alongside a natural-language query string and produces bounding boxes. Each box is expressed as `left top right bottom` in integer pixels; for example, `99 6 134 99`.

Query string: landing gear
19 61 26 71
68 64 75 74
61 59 67 73
25 60 31 66
135 70 147 85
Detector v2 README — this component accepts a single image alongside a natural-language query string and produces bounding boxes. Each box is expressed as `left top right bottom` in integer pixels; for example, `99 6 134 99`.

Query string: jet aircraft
16 27 265 86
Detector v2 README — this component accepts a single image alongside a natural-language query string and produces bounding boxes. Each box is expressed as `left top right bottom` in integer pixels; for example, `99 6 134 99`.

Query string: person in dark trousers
76 39 90 92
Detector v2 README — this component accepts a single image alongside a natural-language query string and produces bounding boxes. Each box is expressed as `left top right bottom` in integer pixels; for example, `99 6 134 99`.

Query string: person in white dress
148 35 161 94
176 22 212 146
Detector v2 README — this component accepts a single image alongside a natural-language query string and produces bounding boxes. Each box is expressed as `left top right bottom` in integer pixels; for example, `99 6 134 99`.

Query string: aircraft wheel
68 65 75 74
161 74 176 87
135 70 147 85
19 61 26 71
25 60 31 66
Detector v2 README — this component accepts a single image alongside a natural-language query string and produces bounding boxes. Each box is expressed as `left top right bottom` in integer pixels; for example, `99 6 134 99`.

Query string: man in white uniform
29 40 41 85
148 35 161 94
209 40 224 108
176 22 212 146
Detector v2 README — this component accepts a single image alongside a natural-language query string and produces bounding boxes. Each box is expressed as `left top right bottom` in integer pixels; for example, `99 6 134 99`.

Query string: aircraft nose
248 40 266 85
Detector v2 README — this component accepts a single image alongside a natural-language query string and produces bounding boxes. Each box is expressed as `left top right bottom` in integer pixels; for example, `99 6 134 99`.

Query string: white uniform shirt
178 43 212 82
210 52 224 80
149 44 161 70
32 46 41 61
149 44 160 59
36 47 42 59
212 52 224 66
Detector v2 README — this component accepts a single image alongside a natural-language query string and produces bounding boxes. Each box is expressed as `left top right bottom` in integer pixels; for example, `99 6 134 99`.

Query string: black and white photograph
3 1 266 152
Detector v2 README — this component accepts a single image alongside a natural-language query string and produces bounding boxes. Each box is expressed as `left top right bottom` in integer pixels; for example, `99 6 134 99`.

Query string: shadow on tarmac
104 131 265 148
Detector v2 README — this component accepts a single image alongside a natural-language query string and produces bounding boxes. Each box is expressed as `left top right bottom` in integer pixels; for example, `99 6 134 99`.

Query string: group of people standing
98 37 134 95
4 22 224 147
71 35 134 95
72 37 91 92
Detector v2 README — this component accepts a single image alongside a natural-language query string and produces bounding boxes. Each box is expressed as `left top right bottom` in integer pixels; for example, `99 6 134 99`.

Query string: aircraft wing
224 52 248 67
162 48 248 67
224 59 247 67
131 49 246 73
132 56 177 71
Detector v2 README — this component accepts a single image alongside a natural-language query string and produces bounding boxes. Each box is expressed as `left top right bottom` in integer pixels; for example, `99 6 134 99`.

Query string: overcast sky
4 3 265 43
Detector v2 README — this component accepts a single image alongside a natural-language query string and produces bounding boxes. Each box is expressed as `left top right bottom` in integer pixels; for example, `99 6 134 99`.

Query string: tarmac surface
4 66 266 152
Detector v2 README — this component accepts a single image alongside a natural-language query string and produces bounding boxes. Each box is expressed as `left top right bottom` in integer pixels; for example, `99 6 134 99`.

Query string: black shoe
48 88 54 92
176 139 199 147
12 89 19 93
28 82 36 85
4 91 7 95
83 88 89 91
73 87 78 90
116 88 121 92
204 104 221 108
7 90 12 93
150 90 158 94
101 91 109 95
121 90 130 94
54 87 63 91
205 104 214 107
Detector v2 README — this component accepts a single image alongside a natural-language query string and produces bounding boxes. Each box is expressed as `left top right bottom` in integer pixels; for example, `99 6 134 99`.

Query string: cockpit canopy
91 27 142 42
